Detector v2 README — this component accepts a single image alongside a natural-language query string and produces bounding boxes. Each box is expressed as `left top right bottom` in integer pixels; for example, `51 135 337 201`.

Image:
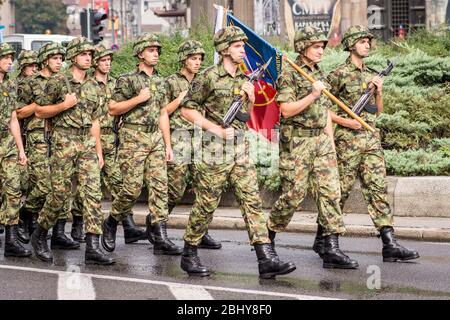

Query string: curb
131 212 450 243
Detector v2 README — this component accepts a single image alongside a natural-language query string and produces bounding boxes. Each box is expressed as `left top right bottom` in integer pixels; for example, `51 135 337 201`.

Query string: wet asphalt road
0 227 449 300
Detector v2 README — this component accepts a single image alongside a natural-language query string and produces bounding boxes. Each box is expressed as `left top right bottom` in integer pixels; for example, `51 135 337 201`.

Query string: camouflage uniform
181 57 270 246
166 40 205 213
109 35 169 225
0 46 22 226
267 26 345 237
35 39 103 235
327 26 393 230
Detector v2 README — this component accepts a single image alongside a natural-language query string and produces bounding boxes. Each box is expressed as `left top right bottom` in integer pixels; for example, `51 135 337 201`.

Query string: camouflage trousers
72 133 122 216
0 135 22 226
37 129 103 234
109 128 169 224
23 131 71 219
184 135 270 246
268 132 346 236
335 127 393 230
167 129 196 214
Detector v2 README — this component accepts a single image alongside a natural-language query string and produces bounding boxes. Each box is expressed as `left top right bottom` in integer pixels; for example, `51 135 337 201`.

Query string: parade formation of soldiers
0 24 419 279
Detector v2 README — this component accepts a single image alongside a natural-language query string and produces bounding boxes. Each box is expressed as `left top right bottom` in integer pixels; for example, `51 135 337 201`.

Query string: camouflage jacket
276 57 331 130
327 57 378 126
0 74 18 131
36 70 102 129
96 75 116 130
165 71 194 131
16 72 51 131
111 68 167 127
181 63 249 131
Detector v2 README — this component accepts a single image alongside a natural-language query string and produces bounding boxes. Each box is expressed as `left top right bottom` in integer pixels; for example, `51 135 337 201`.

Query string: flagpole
283 56 375 133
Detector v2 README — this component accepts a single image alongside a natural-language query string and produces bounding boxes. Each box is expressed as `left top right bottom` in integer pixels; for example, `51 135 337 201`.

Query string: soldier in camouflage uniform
164 40 221 250
0 43 31 257
179 26 296 278
16 43 78 249
102 33 182 256
72 44 146 244
325 25 419 262
30 37 114 265
15 50 38 214
266 26 358 269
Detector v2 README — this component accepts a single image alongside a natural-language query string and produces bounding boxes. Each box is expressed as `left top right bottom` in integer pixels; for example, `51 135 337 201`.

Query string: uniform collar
136 67 158 77
295 56 320 73
346 56 368 72
217 62 245 78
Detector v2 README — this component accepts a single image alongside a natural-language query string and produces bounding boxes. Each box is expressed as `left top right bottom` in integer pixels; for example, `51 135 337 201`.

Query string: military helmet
214 26 248 53
65 37 95 60
38 42 65 64
342 25 374 51
93 44 114 67
0 43 15 59
178 40 205 62
17 50 38 69
294 26 328 53
133 33 162 56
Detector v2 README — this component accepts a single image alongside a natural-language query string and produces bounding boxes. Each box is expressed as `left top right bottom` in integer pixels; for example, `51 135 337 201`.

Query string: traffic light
80 9 107 44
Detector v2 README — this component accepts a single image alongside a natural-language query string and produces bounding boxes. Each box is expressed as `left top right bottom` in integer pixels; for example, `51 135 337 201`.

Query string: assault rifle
222 57 272 128
352 59 396 116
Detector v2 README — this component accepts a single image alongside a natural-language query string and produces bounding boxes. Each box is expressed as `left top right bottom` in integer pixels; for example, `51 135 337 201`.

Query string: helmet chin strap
72 59 90 71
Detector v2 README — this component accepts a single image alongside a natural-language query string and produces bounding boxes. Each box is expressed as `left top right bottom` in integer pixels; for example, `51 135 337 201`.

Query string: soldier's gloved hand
222 127 235 140
311 81 325 100
241 81 255 104
138 87 151 103
18 151 27 166
166 145 174 162
371 76 383 95
64 93 78 110
346 119 362 130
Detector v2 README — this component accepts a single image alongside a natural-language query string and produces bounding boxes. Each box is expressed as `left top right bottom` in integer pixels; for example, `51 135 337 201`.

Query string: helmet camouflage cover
342 25 374 51
0 43 15 59
38 42 65 64
214 26 248 53
178 40 205 62
133 33 162 56
93 44 114 67
18 50 38 69
65 36 95 60
294 26 328 53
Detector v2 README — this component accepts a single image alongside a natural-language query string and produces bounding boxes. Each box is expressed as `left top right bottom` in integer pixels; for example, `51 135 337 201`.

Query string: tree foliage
15 0 68 34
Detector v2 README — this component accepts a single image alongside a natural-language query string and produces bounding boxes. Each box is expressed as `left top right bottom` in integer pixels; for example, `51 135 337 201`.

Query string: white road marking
0 264 339 300
168 284 214 300
57 271 96 300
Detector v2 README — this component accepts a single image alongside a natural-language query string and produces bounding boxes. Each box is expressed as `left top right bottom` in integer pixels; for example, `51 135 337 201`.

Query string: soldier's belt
292 128 324 138
54 126 91 136
101 127 114 135
122 123 159 133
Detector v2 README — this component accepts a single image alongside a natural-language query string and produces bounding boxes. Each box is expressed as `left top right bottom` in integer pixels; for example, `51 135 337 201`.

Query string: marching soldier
102 33 181 256
31 37 114 265
164 40 221 250
266 26 358 269
0 43 30 257
323 25 419 262
71 44 146 244
179 26 296 278
16 43 78 249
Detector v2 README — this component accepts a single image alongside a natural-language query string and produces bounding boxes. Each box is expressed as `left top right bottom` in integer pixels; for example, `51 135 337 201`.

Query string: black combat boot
312 224 325 259
322 234 359 269
380 226 419 262
198 231 222 250
18 206 31 244
150 222 182 255
31 225 53 262
71 215 86 243
29 213 38 236
254 243 296 279
85 233 115 265
0 223 4 234
122 214 146 244
101 215 119 252
4 225 32 257
181 242 210 277
145 214 154 244
51 219 80 250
